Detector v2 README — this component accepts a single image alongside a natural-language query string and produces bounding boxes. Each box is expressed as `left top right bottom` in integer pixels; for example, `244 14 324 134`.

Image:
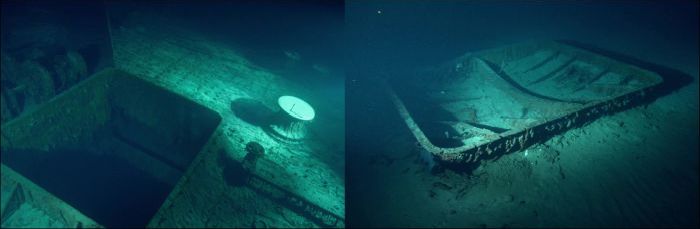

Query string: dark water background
346 0 698 71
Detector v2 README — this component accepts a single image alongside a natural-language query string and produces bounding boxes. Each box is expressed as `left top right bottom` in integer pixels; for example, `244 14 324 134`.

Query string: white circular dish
278 95 315 121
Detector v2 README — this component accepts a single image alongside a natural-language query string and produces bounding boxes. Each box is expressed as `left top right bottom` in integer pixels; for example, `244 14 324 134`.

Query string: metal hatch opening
1 69 221 227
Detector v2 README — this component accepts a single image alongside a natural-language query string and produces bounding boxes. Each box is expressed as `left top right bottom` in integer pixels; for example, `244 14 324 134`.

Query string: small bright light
278 95 315 121
377 10 382 14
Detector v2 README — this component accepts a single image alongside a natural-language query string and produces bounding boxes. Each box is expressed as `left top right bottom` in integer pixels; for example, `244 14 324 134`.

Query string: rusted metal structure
388 41 665 167
0 69 343 227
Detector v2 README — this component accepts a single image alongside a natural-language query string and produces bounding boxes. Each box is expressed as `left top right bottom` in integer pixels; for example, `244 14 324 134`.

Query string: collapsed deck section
390 41 663 165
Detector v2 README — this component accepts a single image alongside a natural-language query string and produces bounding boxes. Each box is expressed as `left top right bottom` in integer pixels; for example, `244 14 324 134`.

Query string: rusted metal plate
388 41 664 167
1 164 102 228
